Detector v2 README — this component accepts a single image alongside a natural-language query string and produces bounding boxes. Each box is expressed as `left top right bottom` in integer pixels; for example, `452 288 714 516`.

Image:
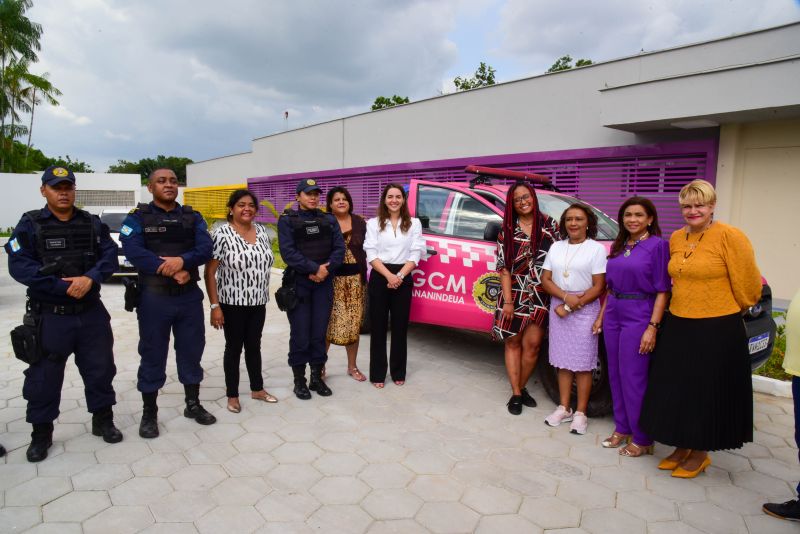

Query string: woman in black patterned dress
493 182 559 415
205 189 277 413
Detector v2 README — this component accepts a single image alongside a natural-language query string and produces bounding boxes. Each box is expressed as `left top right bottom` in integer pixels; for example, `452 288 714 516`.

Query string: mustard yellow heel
672 456 711 478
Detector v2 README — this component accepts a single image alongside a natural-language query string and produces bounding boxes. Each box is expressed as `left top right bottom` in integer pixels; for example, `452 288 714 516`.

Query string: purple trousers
603 296 653 446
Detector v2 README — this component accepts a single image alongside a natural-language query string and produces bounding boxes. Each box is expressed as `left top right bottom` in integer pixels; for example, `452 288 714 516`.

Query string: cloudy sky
23 0 800 172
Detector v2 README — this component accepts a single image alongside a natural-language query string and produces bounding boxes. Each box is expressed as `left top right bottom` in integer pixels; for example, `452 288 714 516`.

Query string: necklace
562 239 586 278
677 229 706 277
623 232 649 257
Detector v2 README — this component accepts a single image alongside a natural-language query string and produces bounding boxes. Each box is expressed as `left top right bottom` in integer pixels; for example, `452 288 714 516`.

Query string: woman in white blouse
541 203 607 435
205 190 277 413
364 183 426 388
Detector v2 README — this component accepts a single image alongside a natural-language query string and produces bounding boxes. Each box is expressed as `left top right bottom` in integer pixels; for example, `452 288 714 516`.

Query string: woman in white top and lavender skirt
541 203 607 435
364 183 426 388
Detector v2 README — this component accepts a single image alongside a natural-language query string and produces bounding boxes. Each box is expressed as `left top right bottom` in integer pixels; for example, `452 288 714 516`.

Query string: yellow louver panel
184 184 247 222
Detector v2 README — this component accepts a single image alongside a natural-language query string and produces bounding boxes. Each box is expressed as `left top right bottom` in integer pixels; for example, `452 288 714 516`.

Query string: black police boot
292 365 311 400
139 392 159 439
91 407 123 443
183 384 217 425
26 422 53 463
309 364 332 397
0 443 5 457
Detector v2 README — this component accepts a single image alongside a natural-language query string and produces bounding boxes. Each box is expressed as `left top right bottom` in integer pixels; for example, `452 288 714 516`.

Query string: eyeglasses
513 194 532 204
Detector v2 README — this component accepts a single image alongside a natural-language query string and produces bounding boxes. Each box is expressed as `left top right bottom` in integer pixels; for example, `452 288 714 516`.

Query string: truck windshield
487 192 618 240
100 212 128 233
537 194 618 240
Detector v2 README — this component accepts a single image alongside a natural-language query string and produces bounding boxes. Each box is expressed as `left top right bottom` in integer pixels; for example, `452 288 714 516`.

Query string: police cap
296 178 322 194
41 166 76 187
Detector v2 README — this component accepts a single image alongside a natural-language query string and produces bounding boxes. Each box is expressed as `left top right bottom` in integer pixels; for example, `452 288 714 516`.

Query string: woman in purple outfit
593 197 670 456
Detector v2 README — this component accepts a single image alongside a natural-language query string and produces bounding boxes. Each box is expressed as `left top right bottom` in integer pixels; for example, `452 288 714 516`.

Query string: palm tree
1 58 31 171
0 0 42 171
23 70 60 167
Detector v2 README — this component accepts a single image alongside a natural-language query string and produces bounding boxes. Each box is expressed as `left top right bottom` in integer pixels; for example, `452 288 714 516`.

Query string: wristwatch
210 303 220 310
397 273 405 280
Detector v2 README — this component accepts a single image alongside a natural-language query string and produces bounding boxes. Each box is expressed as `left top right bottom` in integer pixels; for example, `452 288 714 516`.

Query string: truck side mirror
484 220 502 242
419 215 430 229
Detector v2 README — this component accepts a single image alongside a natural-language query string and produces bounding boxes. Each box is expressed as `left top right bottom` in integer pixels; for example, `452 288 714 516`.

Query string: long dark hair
559 203 598 240
326 186 354 214
502 181 544 264
226 189 259 221
377 183 411 233
609 196 662 258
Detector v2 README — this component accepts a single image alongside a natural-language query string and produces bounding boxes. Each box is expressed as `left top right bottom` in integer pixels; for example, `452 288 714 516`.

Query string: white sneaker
545 405 573 427
570 411 588 435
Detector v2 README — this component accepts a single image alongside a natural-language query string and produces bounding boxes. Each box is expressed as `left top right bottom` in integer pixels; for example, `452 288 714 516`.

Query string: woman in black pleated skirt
639 179 763 478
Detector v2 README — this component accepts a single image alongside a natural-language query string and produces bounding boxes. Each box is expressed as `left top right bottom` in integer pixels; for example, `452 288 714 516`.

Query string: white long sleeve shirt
364 217 426 265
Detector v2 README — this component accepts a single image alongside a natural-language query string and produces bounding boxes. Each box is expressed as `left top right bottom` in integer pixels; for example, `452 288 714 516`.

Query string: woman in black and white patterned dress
205 189 277 413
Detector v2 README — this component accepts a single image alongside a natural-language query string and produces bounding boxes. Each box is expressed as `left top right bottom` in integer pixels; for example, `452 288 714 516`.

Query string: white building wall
0 172 141 229
186 152 254 187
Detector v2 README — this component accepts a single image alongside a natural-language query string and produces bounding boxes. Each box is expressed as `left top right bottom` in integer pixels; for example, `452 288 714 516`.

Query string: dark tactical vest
137 203 199 287
27 209 98 278
284 209 333 263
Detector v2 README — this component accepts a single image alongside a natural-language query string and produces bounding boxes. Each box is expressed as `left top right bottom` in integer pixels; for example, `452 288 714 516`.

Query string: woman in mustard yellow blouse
640 179 762 478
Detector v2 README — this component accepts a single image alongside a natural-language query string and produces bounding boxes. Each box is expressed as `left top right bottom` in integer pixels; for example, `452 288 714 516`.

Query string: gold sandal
601 432 631 448
227 397 241 413
348 368 366 382
251 390 278 403
619 442 654 457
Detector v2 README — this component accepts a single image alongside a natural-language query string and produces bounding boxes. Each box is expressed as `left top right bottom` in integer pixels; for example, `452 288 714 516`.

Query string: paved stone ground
1 251 798 533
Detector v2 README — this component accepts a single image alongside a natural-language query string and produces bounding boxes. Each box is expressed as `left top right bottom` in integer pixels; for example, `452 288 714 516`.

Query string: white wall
0 172 141 229
186 152 254 187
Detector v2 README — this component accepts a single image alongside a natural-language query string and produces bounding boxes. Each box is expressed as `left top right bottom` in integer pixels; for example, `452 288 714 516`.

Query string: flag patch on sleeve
120 225 133 236
9 238 21 252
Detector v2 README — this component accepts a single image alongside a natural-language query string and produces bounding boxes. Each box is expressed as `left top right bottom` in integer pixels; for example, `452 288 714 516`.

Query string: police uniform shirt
5 206 119 305
277 209 345 274
119 202 213 275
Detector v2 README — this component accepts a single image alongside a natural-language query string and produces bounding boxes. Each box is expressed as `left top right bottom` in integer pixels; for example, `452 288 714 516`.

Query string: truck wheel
538 336 613 418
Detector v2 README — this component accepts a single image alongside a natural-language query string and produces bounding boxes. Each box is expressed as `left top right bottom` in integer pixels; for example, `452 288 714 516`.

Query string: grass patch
754 311 791 381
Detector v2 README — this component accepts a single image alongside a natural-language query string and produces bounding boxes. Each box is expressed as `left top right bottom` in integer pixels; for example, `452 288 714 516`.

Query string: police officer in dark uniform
5 166 122 462
278 179 345 399
120 168 215 438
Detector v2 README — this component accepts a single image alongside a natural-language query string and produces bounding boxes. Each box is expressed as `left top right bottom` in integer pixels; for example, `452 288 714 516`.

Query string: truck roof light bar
464 165 551 188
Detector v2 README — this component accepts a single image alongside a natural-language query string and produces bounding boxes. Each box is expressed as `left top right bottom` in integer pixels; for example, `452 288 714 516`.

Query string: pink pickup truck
402 166 776 416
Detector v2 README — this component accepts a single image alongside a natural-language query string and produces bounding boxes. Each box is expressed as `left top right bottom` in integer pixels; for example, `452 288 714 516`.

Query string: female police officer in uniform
278 179 345 399
5 166 122 462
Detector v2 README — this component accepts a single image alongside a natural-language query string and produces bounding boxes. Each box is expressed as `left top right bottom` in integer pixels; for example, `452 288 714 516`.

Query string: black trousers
220 303 266 397
368 265 412 382
24 302 116 424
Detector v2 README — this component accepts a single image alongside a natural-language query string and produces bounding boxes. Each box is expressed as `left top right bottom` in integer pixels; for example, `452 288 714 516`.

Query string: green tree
371 95 410 111
23 69 60 167
44 154 93 172
0 0 42 171
108 155 194 185
453 62 496 91
546 54 593 73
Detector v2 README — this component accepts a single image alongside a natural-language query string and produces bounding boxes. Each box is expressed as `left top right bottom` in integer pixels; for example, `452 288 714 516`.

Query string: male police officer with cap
5 166 122 462
120 168 215 438
278 178 345 399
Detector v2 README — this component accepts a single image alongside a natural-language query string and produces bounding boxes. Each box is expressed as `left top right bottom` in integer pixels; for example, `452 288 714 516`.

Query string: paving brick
82 505 155 534
519 496 580 529
360 488 423 519
415 501 480 533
